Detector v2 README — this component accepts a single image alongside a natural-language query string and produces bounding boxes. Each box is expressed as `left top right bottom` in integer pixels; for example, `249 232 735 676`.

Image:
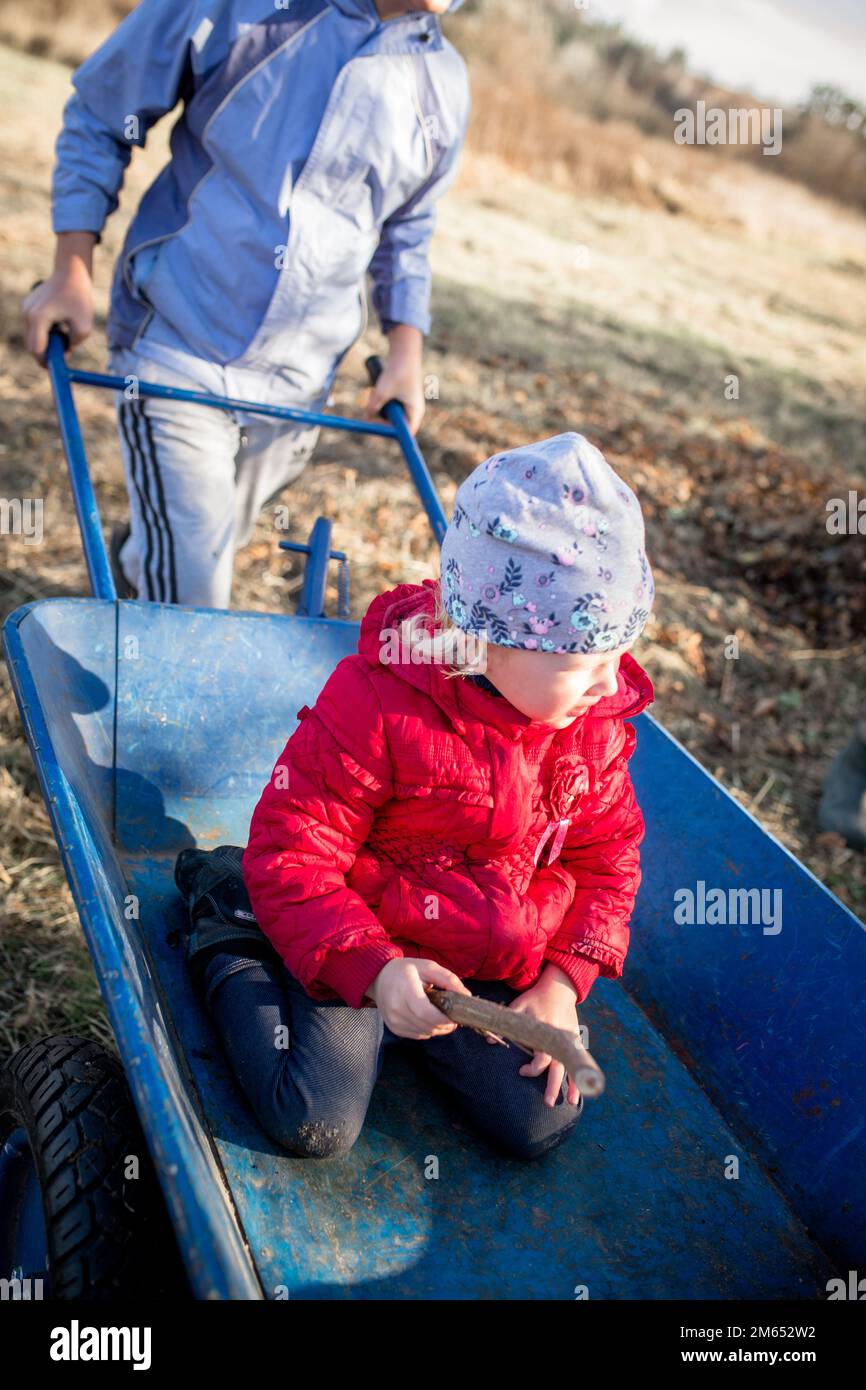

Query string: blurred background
1 0 864 1050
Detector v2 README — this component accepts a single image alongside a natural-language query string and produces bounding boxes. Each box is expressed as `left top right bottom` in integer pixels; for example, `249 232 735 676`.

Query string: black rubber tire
0 1035 190 1300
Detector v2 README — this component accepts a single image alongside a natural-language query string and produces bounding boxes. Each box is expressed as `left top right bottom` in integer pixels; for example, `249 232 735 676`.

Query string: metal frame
44 331 448 608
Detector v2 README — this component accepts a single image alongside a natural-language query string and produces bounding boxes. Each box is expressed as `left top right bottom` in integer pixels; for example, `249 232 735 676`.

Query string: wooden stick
425 986 605 1097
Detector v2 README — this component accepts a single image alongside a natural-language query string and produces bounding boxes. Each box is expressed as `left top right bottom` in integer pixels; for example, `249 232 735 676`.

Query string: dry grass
0 0 127 67
461 2 697 209
0 706 112 1055
1 36 865 1057
2 0 865 214
468 60 702 210
778 116 866 211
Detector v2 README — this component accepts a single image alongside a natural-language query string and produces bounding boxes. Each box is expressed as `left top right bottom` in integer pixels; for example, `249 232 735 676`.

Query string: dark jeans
180 849 583 1161
202 952 583 1160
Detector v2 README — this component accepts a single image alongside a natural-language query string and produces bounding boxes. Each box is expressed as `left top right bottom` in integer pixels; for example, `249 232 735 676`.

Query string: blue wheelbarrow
2 329 864 1300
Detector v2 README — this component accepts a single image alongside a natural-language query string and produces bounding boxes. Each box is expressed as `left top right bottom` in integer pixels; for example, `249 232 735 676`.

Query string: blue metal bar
279 537 349 620
279 540 347 561
296 518 333 619
364 354 447 547
382 400 448 546
65 367 400 439
45 334 118 600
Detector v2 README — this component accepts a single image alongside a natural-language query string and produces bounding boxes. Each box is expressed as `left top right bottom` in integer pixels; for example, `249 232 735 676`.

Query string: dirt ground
1 42 865 1054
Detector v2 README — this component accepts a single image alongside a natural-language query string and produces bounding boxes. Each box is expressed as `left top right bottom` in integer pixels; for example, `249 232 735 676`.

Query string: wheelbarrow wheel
0 1035 189 1300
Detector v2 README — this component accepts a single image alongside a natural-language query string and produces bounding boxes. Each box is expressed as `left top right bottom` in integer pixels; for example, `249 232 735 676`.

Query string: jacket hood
359 580 654 740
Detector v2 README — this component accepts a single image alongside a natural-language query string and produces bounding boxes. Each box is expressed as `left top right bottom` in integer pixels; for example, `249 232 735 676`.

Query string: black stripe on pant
118 396 178 603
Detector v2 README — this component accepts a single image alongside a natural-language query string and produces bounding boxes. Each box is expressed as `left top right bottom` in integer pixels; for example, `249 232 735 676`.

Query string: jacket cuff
52 198 108 238
380 314 429 337
375 282 431 337
543 949 602 1004
314 938 405 1010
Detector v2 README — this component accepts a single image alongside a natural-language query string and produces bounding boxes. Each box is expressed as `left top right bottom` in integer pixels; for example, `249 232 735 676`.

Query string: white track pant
108 344 321 609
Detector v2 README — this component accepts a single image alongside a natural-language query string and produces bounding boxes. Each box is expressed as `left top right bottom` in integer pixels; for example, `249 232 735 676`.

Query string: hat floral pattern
440 434 654 655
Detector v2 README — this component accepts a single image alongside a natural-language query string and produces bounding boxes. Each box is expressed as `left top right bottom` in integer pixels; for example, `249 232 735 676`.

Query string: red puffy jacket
243 579 654 1009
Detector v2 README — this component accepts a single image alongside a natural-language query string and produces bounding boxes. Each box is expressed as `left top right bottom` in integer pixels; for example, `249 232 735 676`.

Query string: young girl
174 431 655 1160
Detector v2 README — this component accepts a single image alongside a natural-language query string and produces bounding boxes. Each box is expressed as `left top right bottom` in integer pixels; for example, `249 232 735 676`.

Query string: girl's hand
365 957 472 1039
493 972 583 1108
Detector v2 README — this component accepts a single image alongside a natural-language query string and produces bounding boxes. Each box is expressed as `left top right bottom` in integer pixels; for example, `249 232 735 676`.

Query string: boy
22 0 469 607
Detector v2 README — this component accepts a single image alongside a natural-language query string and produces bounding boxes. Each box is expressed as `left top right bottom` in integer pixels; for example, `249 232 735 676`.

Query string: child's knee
268 1112 363 1160
496 1102 583 1162
259 1089 369 1159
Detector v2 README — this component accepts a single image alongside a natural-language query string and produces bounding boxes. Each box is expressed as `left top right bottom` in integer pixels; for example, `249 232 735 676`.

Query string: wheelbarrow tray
4 594 864 1299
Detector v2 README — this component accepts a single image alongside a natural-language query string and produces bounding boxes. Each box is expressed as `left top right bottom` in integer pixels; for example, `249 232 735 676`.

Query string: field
1 32 865 1053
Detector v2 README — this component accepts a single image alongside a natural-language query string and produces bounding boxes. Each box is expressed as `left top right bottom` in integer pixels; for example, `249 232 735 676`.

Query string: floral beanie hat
438 431 655 654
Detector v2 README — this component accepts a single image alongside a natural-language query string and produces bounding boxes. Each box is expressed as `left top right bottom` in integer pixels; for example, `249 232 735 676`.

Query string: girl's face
483 643 631 729
375 0 451 16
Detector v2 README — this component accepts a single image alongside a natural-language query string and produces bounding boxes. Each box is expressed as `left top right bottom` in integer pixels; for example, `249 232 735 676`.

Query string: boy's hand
365 957 472 1039
363 323 425 434
494 967 583 1108
22 232 96 366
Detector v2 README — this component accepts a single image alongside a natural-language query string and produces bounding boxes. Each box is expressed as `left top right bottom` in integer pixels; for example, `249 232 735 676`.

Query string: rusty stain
792 1086 824 1119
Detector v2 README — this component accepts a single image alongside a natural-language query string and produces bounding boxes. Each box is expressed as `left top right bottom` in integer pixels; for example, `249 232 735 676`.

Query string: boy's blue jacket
51 0 469 402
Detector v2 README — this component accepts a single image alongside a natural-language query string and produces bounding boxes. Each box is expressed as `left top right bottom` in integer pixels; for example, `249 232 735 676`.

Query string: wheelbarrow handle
44 324 117 601
365 354 447 546
365 353 385 388
48 322 71 353
39 325 447 602
29 281 72 354
365 352 406 420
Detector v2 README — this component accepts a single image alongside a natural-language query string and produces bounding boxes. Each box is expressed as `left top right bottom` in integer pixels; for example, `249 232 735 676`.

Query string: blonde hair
434 583 480 680
396 581 489 681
